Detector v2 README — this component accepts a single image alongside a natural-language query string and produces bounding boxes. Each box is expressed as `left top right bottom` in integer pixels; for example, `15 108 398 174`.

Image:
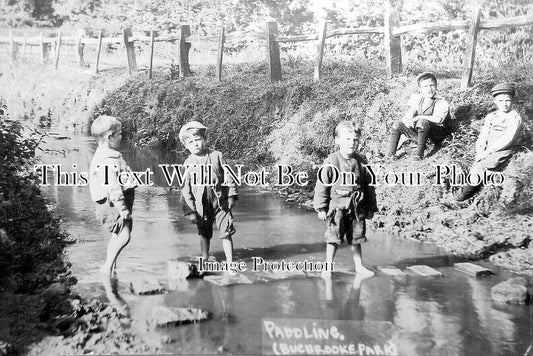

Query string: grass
1 57 532 273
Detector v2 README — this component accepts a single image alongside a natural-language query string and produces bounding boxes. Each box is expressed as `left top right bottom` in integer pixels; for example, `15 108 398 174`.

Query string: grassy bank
96 61 533 273
1 60 532 276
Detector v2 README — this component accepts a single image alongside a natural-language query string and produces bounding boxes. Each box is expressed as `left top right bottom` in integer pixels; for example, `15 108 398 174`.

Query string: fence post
384 0 402 78
21 34 27 61
9 30 18 62
54 31 62 69
77 29 86 68
266 22 282 82
216 26 225 81
149 30 155 79
178 25 192 77
95 31 103 74
313 20 328 82
122 28 137 75
40 32 49 64
461 7 482 90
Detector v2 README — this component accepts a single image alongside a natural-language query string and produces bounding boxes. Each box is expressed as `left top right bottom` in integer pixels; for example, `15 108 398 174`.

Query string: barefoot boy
314 121 378 278
386 72 451 160
179 121 238 270
89 115 136 277
455 83 523 201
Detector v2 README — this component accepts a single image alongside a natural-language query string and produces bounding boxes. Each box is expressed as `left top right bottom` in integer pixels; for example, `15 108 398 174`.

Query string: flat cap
491 83 516 97
416 72 437 84
179 121 207 143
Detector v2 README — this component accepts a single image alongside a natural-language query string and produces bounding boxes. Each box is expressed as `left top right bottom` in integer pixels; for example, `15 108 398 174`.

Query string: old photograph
0 0 532 355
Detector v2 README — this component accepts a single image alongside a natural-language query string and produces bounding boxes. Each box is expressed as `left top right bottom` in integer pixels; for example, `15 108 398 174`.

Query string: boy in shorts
179 121 238 270
386 72 451 160
89 115 136 277
314 121 378 278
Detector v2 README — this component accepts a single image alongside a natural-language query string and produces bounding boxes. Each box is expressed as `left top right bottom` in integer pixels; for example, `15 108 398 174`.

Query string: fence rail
1 2 532 88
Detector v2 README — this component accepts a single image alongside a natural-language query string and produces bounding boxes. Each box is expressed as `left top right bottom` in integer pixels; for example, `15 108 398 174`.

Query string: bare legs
100 225 131 277
351 244 374 277
200 236 211 260
222 238 233 263
321 243 374 278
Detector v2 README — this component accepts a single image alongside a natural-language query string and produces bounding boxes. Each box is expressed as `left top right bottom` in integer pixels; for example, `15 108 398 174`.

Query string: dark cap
491 83 516 97
416 72 437 85
334 120 361 137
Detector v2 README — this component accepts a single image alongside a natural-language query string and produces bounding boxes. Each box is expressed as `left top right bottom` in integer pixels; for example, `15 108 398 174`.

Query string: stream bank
1 61 532 275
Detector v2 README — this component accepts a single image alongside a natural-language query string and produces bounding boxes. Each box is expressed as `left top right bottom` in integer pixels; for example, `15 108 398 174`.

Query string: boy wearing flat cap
455 83 523 201
387 72 451 160
178 121 238 270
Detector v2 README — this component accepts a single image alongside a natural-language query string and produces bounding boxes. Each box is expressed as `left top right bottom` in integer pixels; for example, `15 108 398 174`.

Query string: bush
0 115 68 292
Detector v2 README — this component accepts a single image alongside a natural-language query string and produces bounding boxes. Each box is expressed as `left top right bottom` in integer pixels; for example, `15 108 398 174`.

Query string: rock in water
43 282 70 297
128 280 165 295
146 306 209 328
453 262 494 278
406 265 442 277
377 266 406 277
491 277 530 304
167 260 200 280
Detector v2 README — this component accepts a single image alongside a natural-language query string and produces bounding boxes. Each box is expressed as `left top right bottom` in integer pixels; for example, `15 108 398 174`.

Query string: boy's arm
313 159 333 214
401 95 418 127
413 99 450 125
218 152 238 199
475 115 492 160
180 163 197 216
101 158 130 217
360 157 378 218
485 112 522 154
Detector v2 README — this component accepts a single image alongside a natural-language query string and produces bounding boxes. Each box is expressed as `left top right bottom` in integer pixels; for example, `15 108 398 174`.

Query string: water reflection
38 133 532 355
467 278 517 355
101 276 129 317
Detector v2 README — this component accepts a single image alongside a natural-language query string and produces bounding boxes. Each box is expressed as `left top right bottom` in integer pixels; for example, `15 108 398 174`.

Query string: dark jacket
313 151 377 217
181 149 238 217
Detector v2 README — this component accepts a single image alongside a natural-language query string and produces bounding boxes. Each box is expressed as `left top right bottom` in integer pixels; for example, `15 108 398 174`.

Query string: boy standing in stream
314 121 378 278
89 115 137 277
179 121 238 272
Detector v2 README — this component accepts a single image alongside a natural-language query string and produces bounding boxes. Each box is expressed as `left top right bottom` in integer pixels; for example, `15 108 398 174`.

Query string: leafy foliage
0 0 59 26
52 0 314 37
0 115 68 292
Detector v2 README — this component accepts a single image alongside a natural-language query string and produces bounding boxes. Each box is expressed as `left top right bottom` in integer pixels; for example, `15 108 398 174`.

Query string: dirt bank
1 61 532 280
94 61 533 274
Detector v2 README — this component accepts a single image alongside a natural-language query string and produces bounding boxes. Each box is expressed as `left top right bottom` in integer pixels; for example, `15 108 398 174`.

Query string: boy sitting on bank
386 72 451 161
179 121 238 271
455 83 523 201
89 115 136 277
314 121 378 278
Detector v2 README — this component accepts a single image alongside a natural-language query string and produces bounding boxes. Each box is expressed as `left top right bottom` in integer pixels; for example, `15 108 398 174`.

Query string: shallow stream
39 133 532 356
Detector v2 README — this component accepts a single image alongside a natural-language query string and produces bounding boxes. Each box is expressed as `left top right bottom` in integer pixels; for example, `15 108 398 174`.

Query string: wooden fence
1 3 532 89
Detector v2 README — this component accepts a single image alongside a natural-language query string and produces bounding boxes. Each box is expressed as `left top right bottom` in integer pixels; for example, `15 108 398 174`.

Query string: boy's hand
119 209 131 220
228 197 236 210
475 152 487 162
318 210 327 221
403 116 417 128
186 212 198 224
